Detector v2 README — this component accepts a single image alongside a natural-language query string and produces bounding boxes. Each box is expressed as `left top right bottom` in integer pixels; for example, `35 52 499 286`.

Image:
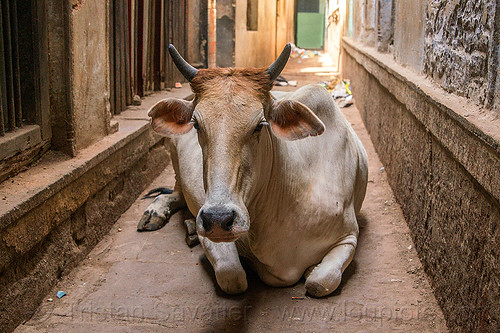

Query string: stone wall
341 1 500 331
342 36 499 333
424 0 499 113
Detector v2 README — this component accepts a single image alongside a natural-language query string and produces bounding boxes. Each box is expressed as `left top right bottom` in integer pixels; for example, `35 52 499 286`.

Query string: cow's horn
168 44 198 82
266 43 291 81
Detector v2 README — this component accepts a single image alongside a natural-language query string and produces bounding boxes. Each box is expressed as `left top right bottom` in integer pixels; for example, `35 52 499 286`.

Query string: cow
137 44 368 297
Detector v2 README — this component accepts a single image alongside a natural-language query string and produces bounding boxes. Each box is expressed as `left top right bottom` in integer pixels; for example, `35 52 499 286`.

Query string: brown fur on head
190 68 273 101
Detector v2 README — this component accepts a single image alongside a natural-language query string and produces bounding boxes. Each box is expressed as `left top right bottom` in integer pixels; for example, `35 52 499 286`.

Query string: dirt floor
14 54 448 332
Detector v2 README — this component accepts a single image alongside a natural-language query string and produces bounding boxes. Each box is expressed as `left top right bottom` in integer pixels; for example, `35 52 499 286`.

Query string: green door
296 0 325 49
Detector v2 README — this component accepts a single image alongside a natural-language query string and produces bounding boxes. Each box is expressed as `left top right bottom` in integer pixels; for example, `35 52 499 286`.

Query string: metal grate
109 0 189 115
0 0 22 136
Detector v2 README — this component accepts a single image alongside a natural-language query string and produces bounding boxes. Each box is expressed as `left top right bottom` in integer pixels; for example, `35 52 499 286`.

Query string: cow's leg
137 183 186 231
199 235 247 294
305 208 358 297
184 217 199 246
304 242 355 297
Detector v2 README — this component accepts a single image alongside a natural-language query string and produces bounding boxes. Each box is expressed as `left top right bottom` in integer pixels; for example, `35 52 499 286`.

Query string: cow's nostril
200 207 236 231
220 210 236 231
200 209 212 231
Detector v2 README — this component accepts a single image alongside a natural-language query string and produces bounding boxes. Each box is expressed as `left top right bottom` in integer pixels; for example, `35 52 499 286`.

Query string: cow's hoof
185 233 199 247
137 211 168 231
305 280 331 298
215 266 248 295
305 268 341 298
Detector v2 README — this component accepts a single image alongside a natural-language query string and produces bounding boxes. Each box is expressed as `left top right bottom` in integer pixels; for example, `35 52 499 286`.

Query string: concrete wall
393 0 426 72
276 0 295 54
187 0 205 67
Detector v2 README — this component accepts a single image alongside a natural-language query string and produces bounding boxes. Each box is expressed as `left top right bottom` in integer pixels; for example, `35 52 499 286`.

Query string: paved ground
15 55 447 332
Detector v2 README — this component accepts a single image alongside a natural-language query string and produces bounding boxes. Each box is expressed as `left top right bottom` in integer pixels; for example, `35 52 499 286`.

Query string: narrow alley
14 55 447 332
1 1 498 333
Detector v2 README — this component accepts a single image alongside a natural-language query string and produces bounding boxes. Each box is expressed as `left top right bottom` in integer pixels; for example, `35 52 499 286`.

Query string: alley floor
14 54 448 332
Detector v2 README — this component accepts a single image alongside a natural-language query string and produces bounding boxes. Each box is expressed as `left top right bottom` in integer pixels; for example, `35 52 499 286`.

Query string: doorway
295 0 325 49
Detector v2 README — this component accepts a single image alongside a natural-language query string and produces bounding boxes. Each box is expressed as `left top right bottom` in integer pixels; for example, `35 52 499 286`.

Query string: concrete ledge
343 38 500 203
342 38 499 332
0 87 190 332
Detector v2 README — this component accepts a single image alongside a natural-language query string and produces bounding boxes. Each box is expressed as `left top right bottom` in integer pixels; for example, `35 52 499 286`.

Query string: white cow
138 44 368 297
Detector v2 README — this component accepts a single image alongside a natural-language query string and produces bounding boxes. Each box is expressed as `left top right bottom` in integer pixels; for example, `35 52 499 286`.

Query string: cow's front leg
137 187 186 231
199 235 248 294
304 235 357 297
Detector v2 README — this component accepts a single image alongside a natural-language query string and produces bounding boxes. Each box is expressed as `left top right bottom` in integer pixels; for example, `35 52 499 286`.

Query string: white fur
151 84 368 296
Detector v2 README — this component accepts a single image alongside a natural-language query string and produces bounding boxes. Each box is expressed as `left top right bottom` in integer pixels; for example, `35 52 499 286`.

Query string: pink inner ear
269 100 325 140
149 99 194 136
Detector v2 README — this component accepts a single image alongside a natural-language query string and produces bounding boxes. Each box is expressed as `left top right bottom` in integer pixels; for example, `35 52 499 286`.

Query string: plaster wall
71 0 110 152
393 0 426 72
216 0 235 67
235 0 276 67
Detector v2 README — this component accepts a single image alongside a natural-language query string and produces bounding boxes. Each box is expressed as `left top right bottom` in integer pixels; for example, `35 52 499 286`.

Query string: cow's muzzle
196 204 248 242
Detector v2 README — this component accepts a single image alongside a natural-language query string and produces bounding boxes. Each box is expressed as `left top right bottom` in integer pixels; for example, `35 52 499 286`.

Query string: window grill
0 0 22 136
109 0 189 115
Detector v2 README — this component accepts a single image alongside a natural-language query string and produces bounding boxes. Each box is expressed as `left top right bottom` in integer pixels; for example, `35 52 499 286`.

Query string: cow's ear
148 98 194 136
268 100 325 140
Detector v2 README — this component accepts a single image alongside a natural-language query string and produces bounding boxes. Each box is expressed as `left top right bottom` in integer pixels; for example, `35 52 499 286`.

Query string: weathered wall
0 127 169 332
47 0 75 155
187 0 203 67
376 0 393 52
350 0 376 46
325 0 345 70
424 0 499 114
343 38 499 333
216 0 235 67
235 0 277 67
71 0 110 151
393 0 426 72
275 0 295 52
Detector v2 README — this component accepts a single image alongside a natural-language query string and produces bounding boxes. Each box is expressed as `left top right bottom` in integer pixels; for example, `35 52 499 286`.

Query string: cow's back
244 84 368 279
270 84 366 210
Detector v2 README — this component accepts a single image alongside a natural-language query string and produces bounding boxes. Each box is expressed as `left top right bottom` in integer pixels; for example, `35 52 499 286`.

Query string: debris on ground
174 82 182 88
327 79 353 108
132 95 142 106
291 296 305 300
56 291 66 299
47 298 53 302
290 43 319 59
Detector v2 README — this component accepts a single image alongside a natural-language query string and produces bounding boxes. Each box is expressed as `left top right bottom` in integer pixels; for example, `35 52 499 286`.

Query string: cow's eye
191 120 199 131
254 121 268 133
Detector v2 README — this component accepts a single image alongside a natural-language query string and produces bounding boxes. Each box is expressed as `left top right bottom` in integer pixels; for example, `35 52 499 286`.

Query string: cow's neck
245 127 288 233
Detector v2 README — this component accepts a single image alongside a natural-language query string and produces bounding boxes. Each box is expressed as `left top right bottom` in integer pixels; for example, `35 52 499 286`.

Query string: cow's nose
199 207 236 231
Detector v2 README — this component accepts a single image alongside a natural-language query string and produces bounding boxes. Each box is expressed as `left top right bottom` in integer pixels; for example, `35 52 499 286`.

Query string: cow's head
149 44 325 242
